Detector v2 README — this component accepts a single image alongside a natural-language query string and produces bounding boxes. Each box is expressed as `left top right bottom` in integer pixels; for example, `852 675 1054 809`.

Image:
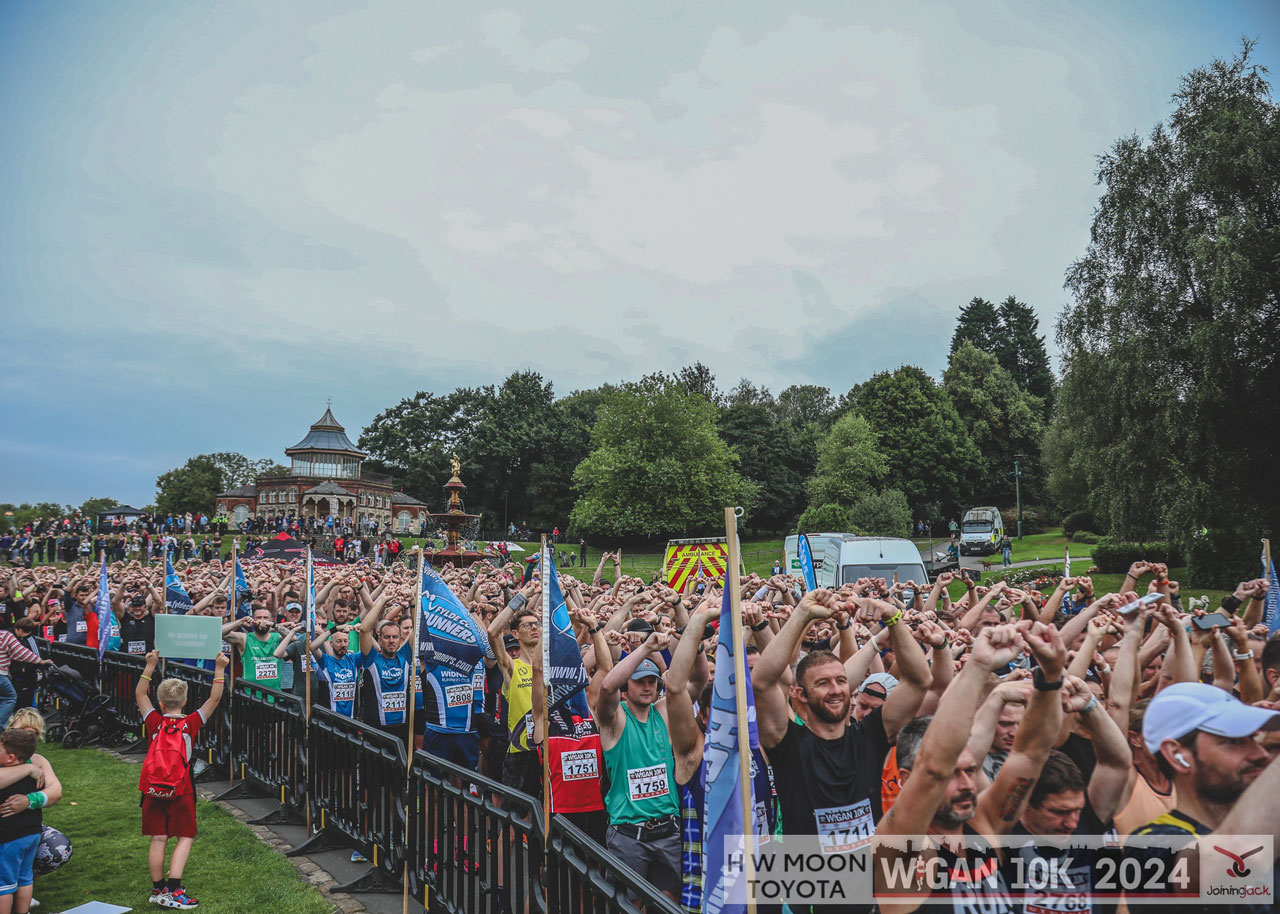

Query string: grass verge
32 742 333 914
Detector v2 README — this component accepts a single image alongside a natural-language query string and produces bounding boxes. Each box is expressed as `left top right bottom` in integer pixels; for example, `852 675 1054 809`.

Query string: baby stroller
38 664 133 749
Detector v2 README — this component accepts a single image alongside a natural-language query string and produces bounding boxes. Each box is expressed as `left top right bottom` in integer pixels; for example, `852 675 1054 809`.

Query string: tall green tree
994 296 1055 412
845 366 980 519
570 376 757 538
719 396 805 533
848 488 912 538
949 297 1002 357
156 457 223 516
944 341 1046 505
806 412 887 507
1052 42 1280 552
79 497 120 518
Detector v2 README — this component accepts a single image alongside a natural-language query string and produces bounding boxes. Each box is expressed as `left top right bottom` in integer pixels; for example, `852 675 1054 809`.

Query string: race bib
221 641 232 656
626 764 670 802
472 671 486 690
381 691 407 714
298 654 311 673
814 799 874 853
56 635 67 643
560 749 599 782
445 684 472 707
75 620 88 633
331 681 356 704
253 659 278 681
128 641 146 655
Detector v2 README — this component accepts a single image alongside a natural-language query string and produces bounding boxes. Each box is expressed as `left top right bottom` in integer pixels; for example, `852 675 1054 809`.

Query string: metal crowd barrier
42 640 99 686
406 747 545 914
215 680 308 825
99 650 149 731
287 705 407 893
43 645 675 913
547 817 683 914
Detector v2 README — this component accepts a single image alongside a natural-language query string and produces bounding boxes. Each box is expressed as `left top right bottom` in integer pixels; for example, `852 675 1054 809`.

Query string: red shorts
141 793 198 838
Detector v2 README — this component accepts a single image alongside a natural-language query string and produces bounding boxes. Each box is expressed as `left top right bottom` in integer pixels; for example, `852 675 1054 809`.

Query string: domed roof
286 407 367 458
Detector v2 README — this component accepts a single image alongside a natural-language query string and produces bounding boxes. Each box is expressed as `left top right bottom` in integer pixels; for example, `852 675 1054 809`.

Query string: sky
1 0 1276 508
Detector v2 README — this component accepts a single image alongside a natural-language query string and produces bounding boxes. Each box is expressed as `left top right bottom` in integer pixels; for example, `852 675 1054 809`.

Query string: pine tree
994 296 1055 411
949 297 1001 357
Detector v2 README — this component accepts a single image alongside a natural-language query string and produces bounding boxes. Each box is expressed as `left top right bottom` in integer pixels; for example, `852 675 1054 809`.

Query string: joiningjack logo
1212 844 1263 878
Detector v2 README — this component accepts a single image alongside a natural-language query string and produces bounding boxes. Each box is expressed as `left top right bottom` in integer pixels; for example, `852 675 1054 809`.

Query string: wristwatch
1033 667 1063 691
752 620 771 632
1233 649 1255 661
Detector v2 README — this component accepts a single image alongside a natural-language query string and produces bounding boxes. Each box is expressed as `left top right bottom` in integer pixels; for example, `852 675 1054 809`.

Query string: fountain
422 454 493 567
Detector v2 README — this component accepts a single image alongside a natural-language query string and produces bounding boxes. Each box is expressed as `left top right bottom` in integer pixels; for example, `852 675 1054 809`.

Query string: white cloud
481 10 589 73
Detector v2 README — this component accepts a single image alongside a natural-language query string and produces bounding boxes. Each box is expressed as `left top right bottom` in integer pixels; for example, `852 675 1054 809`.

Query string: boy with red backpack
135 649 228 909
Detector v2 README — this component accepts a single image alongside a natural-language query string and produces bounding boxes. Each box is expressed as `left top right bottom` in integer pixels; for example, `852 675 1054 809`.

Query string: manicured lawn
32 742 333 914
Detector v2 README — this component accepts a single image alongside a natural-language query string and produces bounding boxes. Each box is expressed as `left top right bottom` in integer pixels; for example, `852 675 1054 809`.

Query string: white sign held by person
155 614 224 659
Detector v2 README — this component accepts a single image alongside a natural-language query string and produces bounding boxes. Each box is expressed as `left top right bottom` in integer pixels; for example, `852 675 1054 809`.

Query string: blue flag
541 547 591 714
165 554 193 615
306 547 317 637
95 557 114 660
417 565 495 674
797 533 817 592
229 552 253 619
702 584 759 914
1263 546 1279 635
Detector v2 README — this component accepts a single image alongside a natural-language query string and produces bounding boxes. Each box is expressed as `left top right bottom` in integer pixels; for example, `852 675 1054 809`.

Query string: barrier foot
331 865 403 895
248 802 304 826
285 827 346 858
213 781 261 802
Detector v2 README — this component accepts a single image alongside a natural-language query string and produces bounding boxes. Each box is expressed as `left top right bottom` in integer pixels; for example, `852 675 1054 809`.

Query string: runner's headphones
1174 752 1189 768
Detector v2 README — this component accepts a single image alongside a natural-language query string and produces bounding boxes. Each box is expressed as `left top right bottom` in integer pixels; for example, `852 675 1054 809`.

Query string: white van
783 533 845 580
817 536 930 591
959 506 1004 556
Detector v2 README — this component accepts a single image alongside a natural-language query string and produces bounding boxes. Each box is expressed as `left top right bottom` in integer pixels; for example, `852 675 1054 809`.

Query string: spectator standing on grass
0 728 61 914
135 650 229 910
1000 533 1013 567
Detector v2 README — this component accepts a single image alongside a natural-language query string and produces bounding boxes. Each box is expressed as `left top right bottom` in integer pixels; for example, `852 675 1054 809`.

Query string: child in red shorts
135 650 228 909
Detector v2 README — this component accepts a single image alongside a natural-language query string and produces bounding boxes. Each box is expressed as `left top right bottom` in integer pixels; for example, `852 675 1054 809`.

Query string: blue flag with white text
165 554 193 615
542 547 591 714
702 584 759 914
797 533 817 592
96 557 114 660
417 565 495 674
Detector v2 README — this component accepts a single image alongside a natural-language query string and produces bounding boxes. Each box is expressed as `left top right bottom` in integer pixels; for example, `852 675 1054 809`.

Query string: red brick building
216 408 426 532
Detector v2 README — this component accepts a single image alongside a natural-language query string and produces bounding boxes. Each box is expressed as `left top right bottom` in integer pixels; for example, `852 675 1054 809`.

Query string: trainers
161 888 199 909
149 890 168 905
351 850 367 863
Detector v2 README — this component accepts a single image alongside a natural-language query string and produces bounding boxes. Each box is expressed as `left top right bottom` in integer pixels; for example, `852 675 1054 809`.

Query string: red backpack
139 717 192 799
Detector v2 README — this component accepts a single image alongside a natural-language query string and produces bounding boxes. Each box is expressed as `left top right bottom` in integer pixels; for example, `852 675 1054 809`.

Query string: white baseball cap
858 672 899 698
1143 682 1280 754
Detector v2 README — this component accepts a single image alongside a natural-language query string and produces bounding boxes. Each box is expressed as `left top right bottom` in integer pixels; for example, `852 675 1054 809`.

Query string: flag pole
540 535 552 839
304 547 314 836
723 506 757 914
403 546 424 914
227 540 237 789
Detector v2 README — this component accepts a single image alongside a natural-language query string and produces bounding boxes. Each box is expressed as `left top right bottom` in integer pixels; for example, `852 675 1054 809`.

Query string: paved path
914 541 1074 575
111 745 418 914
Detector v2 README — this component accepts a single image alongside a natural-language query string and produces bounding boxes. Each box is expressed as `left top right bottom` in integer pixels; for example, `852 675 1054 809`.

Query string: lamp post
1011 455 1025 540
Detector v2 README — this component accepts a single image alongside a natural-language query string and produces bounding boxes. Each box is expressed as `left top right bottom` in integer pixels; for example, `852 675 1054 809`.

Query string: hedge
1186 527 1263 590
1063 510 1099 538
1090 541 1184 574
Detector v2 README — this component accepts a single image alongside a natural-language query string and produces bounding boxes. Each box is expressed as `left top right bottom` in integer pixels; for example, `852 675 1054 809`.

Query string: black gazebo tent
249 533 339 564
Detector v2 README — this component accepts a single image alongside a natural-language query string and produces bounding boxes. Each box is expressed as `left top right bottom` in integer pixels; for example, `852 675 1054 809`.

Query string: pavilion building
215 407 426 532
